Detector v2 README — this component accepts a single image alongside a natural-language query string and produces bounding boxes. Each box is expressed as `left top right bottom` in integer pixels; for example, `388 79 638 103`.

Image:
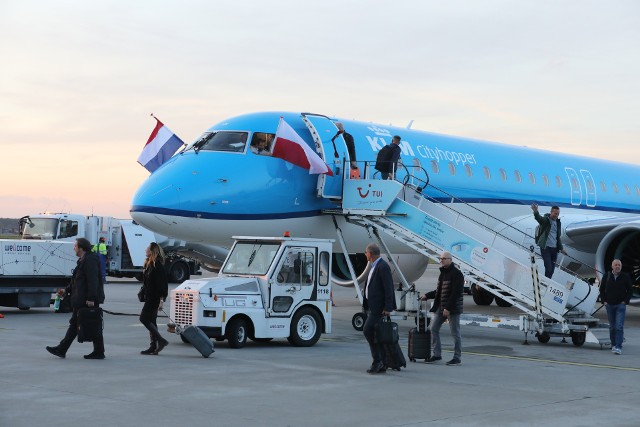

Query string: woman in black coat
139 242 169 355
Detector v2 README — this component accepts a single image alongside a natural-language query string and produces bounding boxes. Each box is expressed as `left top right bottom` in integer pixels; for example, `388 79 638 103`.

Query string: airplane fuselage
131 111 640 283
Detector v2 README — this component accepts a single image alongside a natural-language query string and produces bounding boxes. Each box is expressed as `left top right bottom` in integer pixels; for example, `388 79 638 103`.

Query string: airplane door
580 169 597 207
269 247 316 317
301 114 347 199
564 167 582 206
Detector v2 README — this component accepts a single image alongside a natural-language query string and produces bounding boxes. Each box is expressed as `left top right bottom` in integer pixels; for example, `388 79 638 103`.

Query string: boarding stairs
326 166 606 347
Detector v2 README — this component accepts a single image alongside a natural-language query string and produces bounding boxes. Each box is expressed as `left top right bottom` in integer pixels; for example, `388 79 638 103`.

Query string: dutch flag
137 117 184 173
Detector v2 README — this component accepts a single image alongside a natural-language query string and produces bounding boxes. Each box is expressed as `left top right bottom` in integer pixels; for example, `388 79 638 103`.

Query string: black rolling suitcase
77 307 103 343
163 310 214 358
408 300 431 362
179 325 215 358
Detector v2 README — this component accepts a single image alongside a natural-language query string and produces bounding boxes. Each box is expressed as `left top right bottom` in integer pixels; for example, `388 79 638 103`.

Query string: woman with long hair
139 242 169 355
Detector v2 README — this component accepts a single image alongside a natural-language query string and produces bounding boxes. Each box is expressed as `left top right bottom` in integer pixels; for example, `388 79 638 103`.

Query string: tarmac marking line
464 350 640 371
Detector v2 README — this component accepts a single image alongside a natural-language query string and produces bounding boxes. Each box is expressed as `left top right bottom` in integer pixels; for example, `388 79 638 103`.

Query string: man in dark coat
362 243 395 374
599 259 633 355
334 122 358 169
422 251 464 366
46 237 106 359
531 203 567 278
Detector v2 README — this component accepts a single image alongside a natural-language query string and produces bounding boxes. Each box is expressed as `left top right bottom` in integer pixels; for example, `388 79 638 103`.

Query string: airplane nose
130 168 181 229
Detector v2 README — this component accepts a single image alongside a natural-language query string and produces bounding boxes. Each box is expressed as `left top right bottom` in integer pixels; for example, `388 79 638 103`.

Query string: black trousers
140 298 165 346
59 305 104 354
363 310 386 365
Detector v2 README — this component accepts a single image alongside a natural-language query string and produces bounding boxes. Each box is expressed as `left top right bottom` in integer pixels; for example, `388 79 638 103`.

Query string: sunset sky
1 1 639 219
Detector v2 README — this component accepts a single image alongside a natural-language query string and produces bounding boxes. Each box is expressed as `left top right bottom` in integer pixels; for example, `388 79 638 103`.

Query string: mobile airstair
325 163 609 348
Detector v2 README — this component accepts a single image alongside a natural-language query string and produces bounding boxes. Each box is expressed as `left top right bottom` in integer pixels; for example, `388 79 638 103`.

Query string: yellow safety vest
92 242 107 256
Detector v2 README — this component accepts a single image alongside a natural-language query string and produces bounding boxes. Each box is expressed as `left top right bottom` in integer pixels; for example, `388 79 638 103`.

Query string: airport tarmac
1 266 639 427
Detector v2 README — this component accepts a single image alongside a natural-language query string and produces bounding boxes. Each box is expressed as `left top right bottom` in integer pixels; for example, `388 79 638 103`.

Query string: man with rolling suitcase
362 243 395 374
46 237 106 360
422 251 464 366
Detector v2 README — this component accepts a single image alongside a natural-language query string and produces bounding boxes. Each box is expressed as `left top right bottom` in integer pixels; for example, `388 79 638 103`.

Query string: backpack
534 225 543 243
375 144 395 173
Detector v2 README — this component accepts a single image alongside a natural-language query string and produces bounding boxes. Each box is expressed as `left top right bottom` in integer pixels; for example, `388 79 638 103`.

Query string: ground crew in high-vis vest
93 237 108 283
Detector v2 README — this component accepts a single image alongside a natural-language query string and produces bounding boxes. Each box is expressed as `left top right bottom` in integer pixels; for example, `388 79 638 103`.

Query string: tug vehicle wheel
288 307 321 347
226 317 248 349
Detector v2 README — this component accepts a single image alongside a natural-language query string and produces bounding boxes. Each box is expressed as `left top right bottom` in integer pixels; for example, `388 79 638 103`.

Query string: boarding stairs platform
325 170 608 348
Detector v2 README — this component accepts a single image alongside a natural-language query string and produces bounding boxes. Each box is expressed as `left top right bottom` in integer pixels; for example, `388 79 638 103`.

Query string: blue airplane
130 111 640 298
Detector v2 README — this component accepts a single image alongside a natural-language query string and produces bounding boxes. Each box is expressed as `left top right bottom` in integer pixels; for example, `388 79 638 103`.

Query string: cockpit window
250 132 275 156
192 131 248 153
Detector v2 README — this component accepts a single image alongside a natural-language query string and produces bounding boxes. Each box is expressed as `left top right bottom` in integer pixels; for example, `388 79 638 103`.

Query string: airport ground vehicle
19 213 205 283
0 213 226 309
170 235 333 348
0 239 76 309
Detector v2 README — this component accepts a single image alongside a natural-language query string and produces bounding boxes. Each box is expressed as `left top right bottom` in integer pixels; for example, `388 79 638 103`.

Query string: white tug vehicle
170 235 333 348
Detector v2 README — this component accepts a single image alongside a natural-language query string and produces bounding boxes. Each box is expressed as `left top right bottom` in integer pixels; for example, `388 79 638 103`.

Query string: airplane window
600 181 607 192
624 184 631 195
250 132 275 156
430 160 439 174
542 174 549 186
499 168 507 181
483 166 491 180
635 185 640 196
555 176 563 187
465 164 472 177
198 131 248 153
528 172 536 185
448 162 456 176
586 180 595 192
612 182 619 193
514 170 522 183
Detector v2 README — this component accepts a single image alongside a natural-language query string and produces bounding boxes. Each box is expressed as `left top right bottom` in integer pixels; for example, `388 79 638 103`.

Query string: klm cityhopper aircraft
130 111 640 299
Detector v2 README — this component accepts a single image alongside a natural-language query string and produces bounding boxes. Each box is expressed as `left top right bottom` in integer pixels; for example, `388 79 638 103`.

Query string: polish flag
137 117 185 173
271 118 333 175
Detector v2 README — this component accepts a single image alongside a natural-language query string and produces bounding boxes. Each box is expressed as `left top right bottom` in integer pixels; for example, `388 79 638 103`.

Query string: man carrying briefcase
47 237 106 360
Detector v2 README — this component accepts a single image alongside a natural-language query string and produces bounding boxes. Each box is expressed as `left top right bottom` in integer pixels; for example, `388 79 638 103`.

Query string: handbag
375 316 399 344
137 286 146 302
77 307 103 343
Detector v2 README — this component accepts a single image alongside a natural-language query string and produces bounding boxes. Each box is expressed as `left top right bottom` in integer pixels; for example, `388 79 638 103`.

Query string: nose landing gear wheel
352 312 367 331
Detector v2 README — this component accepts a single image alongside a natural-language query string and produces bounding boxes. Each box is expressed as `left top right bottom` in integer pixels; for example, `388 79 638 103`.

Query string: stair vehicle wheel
226 317 248 349
537 331 551 344
288 307 322 347
495 297 513 308
570 331 586 347
471 284 494 306
352 312 367 331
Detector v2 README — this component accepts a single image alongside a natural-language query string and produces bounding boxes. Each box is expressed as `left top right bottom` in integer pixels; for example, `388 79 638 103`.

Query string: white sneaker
613 347 622 355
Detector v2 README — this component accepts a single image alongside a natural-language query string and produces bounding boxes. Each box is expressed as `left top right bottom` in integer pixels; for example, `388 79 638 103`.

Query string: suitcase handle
161 309 183 334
